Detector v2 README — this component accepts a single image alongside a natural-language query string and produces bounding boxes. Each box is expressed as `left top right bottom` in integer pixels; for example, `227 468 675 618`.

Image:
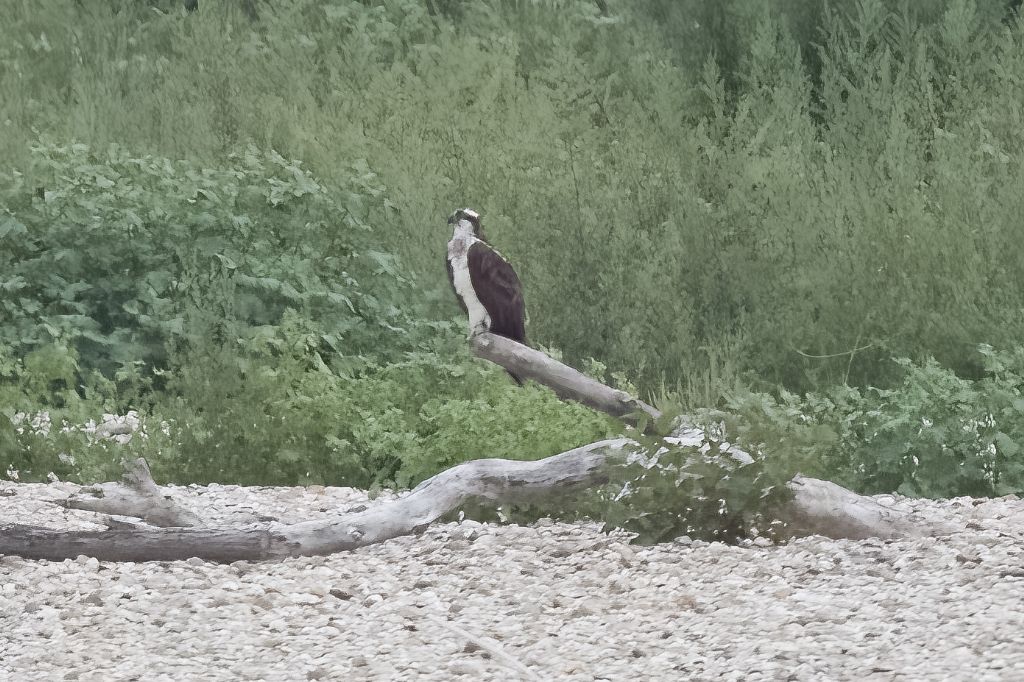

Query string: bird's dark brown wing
467 242 526 344
468 242 527 385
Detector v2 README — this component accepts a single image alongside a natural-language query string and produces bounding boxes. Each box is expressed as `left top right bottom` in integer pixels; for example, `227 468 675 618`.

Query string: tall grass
4 1 1023 393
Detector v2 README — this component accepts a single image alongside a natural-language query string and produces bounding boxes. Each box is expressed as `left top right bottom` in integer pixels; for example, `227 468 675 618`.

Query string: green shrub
697 345 1024 498
0 142 427 378
0 140 615 487
129 313 614 487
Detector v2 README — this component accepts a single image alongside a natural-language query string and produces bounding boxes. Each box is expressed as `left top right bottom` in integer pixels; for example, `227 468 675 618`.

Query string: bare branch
424 614 543 681
54 458 201 528
470 332 661 425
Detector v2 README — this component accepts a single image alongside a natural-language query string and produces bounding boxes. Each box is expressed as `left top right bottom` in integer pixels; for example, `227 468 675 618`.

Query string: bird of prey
445 208 527 384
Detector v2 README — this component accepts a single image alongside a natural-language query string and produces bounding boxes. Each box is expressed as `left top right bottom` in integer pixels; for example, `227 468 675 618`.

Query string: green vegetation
2 1 1024 515
0 142 614 486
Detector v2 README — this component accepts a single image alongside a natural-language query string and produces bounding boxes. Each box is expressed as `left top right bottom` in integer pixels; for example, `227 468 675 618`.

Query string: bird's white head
447 207 483 239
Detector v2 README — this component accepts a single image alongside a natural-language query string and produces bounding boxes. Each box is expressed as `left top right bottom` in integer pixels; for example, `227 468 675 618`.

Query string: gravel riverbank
2 482 1023 681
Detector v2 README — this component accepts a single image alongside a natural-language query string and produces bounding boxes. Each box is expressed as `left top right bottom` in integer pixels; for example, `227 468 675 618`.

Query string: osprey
446 208 527 385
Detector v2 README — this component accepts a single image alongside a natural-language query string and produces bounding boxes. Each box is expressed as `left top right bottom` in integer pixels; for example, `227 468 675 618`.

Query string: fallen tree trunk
0 332 961 562
0 437 957 562
782 475 951 540
0 439 622 562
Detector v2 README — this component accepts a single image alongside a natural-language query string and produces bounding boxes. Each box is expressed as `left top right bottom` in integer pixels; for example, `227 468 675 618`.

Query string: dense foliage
2 1 1024 510
710 344 1024 498
0 143 615 486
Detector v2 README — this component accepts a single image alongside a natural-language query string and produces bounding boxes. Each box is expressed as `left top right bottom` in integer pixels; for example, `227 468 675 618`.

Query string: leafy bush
698 345 1024 498
1 142 424 380
141 316 615 487
0 328 615 487
0 142 615 487
583 428 794 545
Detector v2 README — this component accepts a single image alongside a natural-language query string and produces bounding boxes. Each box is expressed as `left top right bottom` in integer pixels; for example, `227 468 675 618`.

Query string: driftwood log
470 333 661 425
54 458 202 529
0 333 959 562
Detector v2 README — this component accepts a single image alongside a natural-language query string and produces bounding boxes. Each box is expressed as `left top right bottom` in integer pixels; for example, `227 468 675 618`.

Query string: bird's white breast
448 233 491 335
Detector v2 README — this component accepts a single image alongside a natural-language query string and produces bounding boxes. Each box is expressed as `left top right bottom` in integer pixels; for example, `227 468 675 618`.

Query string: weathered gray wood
779 475 957 540
0 438 957 562
0 525 284 563
0 439 628 562
470 332 661 424
54 458 201 528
